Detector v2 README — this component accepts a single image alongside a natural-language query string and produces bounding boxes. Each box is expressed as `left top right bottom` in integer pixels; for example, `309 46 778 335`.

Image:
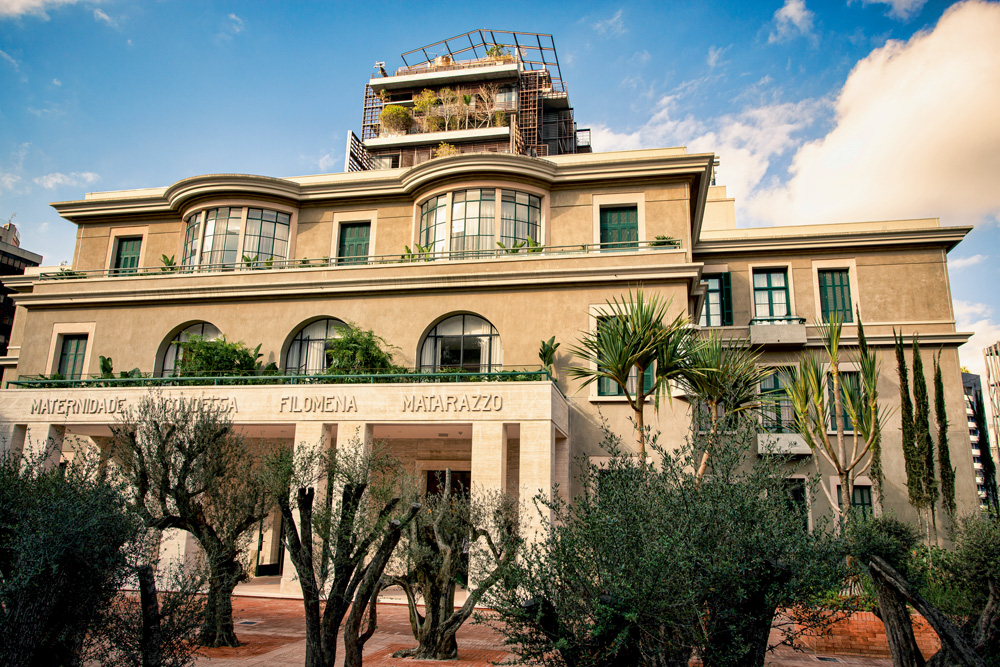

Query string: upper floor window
58 335 88 380
419 195 448 254
700 273 733 327
818 269 853 323
451 189 495 256
837 485 873 517
243 208 291 266
182 207 291 269
112 237 142 275
337 222 371 265
419 314 502 372
599 206 638 252
285 318 346 375
753 269 789 321
417 188 544 259
828 371 858 433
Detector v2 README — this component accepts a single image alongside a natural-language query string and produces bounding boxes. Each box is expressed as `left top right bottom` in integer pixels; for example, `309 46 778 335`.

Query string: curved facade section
419 314 502 372
181 204 295 269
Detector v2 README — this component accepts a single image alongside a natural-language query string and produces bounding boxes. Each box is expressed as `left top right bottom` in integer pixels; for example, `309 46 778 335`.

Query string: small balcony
749 316 807 347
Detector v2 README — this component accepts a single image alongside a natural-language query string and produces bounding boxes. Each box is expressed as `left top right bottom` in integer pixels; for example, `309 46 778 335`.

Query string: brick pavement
194 596 893 666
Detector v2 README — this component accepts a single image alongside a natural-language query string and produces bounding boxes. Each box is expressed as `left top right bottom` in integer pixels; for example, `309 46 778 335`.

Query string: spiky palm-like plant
679 334 773 482
566 290 700 456
784 317 888 520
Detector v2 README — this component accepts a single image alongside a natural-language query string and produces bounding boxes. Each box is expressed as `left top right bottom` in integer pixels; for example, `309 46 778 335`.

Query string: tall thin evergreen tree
911 338 938 540
894 332 922 510
933 354 956 520
859 317 884 513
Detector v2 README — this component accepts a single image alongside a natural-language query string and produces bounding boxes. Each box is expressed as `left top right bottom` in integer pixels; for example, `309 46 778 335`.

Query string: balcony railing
6 366 552 389
37 240 683 282
748 316 807 325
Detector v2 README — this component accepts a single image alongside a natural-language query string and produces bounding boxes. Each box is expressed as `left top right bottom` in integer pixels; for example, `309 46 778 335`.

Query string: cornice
12 260 704 309
693 225 971 255
50 150 716 223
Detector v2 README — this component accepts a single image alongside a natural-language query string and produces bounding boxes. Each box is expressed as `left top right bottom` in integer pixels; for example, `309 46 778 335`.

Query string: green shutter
58 335 87 380
338 222 371 265
720 272 733 326
113 237 142 274
600 206 638 252
819 269 852 323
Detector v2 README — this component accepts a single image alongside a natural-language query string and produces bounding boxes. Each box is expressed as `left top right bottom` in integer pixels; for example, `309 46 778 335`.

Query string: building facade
0 31 981 588
0 222 42 385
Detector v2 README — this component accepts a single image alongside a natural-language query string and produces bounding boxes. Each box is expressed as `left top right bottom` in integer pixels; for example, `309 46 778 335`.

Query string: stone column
471 422 507 493
24 423 65 467
519 421 555 536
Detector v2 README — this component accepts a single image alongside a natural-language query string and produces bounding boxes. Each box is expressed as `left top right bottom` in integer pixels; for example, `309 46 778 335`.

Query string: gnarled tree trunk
199 553 243 647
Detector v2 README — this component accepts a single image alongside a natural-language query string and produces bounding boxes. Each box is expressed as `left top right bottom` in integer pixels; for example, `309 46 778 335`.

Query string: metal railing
7 366 552 389
748 316 807 325
37 240 684 282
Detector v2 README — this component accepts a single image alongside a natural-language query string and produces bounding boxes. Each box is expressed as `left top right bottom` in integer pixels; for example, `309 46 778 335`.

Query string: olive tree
263 435 419 667
112 394 273 647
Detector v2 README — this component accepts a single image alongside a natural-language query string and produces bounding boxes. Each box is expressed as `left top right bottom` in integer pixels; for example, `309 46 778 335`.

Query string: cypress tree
894 331 922 509
911 338 937 514
859 317 883 513
933 354 956 520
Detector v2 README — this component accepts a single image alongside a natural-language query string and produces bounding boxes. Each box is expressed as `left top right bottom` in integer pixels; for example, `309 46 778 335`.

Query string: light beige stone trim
591 192 646 246
45 322 97 376
746 261 797 322
811 258 860 323
104 226 150 271
331 209 379 262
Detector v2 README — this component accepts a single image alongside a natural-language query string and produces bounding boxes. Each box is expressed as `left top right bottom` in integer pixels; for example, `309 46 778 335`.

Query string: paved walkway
194 597 893 666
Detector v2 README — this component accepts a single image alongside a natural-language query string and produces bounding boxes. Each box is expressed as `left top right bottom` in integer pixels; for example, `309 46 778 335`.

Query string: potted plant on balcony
379 105 412 137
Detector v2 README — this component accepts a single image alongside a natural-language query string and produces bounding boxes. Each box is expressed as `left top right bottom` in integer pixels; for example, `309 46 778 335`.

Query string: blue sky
2 0 999 373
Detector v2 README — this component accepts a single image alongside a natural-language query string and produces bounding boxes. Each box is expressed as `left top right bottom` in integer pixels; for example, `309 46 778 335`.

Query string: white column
24 423 64 468
519 421 555 536
471 422 507 493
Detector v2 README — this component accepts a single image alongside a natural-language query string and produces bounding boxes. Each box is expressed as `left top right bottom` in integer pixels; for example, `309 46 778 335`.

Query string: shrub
379 105 412 134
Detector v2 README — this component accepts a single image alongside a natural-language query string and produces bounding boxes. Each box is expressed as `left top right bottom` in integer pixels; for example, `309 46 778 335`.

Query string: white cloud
0 0 81 19
949 254 987 270
227 12 243 33
747 0 1000 228
707 45 728 69
0 48 19 71
51 77 61 86
589 94 826 211
317 153 338 172
217 12 244 41
768 0 815 44
954 300 1000 381
33 171 99 189
93 8 116 27
0 143 29 194
593 8 626 36
631 50 651 65
862 0 929 20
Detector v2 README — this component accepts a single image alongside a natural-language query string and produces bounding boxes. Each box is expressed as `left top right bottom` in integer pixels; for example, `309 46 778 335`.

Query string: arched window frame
160 322 221 377
283 318 347 375
419 314 502 372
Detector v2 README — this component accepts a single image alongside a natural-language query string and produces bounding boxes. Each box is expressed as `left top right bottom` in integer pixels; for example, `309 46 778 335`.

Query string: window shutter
721 272 733 326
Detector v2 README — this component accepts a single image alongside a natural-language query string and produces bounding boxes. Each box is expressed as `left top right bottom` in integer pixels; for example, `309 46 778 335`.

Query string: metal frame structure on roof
399 29 566 93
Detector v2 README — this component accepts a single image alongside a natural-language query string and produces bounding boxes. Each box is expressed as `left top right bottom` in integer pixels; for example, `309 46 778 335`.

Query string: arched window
419 314 502 372
160 322 221 376
284 318 346 375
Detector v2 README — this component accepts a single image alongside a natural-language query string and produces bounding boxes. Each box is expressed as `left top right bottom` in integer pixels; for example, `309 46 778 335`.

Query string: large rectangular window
760 370 795 433
112 237 141 275
451 189 495 257
818 269 853 323
599 206 638 252
837 485 873 517
753 269 790 320
500 190 541 248
700 273 733 327
201 207 242 267
242 208 290 266
57 335 87 379
337 222 371 265
182 214 201 268
828 371 858 432
418 195 448 255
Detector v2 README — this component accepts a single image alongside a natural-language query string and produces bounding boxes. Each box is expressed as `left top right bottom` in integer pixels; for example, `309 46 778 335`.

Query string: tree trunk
200 556 242 647
394 575 460 660
138 565 163 667
871 571 925 667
